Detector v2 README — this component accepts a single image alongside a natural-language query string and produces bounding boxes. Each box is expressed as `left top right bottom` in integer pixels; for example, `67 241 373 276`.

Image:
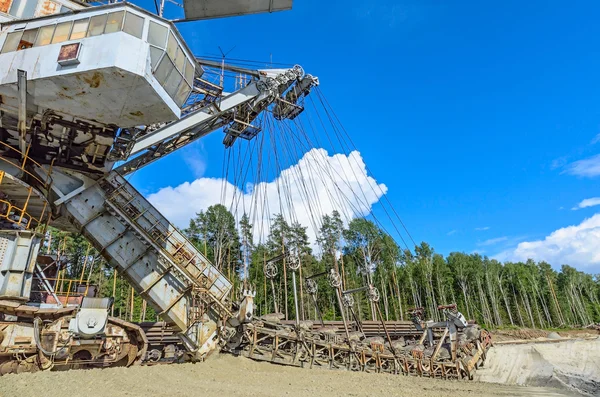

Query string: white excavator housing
0 2 197 128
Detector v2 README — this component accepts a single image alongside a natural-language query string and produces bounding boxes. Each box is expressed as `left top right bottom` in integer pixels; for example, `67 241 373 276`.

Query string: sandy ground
0 354 581 397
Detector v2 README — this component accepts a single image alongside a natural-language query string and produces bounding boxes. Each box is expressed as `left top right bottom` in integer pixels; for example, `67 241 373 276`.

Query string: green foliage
44 228 157 322
45 208 600 329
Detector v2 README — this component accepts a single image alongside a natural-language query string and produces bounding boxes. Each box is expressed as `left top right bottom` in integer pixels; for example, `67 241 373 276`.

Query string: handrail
32 277 90 301
0 191 48 229
0 141 53 189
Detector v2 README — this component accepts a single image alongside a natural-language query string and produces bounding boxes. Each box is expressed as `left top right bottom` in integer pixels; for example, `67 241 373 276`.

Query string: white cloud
592 134 600 144
182 142 207 178
572 197 600 210
477 236 508 247
563 154 600 177
447 230 457 236
147 148 388 245
475 226 490 231
497 213 600 272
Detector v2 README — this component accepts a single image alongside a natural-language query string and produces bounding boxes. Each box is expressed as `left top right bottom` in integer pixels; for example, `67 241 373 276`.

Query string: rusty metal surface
281 320 423 338
37 0 60 16
137 322 184 364
139 320 422 341
0 0 11 14
234 320 492 380
0 313 146 374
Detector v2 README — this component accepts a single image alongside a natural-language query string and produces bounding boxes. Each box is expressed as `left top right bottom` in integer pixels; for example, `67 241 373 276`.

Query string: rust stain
57 92 73 100
38 0 60 16
82 72 104 89
75 91 86 96
0 0 11 14
129 111 143 117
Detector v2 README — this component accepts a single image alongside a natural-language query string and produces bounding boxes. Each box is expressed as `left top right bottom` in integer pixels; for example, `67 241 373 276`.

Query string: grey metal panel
182 0 292 21
61 171 232 337
0 231 41 301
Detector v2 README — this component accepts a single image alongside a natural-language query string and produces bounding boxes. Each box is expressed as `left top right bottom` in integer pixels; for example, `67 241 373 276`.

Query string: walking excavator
0 0 490 378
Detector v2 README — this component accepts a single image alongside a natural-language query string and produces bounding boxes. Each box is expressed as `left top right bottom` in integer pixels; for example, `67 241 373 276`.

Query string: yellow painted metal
32 276 91 299
17 187 32 224
79 243 91 283
0 141 53 188
0 197 44 229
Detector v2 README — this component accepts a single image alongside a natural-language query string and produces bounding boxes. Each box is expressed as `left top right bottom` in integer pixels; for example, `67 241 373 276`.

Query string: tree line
45 204 600 328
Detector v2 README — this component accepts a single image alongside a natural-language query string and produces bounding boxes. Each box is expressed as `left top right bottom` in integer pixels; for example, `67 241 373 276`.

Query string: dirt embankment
491 328 600 342
0 354 581 397
476 338 600 396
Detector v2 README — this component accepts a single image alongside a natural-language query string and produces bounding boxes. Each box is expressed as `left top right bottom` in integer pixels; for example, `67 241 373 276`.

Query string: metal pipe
270 278 279 313
334 288 351 342
195 58 262 78
348 306 364 334
309 293 324 326
17 69 27 156
291 271 300 326
306 270 327 280
374 302 396 355
342 286 369 295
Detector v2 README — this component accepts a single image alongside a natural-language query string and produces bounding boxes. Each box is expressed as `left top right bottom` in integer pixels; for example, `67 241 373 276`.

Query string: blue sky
129 0 600 273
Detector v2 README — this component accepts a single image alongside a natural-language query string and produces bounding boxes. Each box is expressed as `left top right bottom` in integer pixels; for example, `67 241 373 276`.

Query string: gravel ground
0 354 578 397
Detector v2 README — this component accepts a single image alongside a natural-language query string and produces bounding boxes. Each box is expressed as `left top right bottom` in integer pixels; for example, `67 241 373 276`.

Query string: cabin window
18 29 38 50
184 59 194 84
51 21 72 44
1 32 22 54
8 0 37 19
148 21 167 48
156 30 194 106
173 46 185 72
166 31 177 61
164 66 183 98
150 46 163 69
155 53 175 86
175 79 192 107
123 12 143 39
35 25 55 46
70 19 89 40
87 14 107 37
104 11 124 34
